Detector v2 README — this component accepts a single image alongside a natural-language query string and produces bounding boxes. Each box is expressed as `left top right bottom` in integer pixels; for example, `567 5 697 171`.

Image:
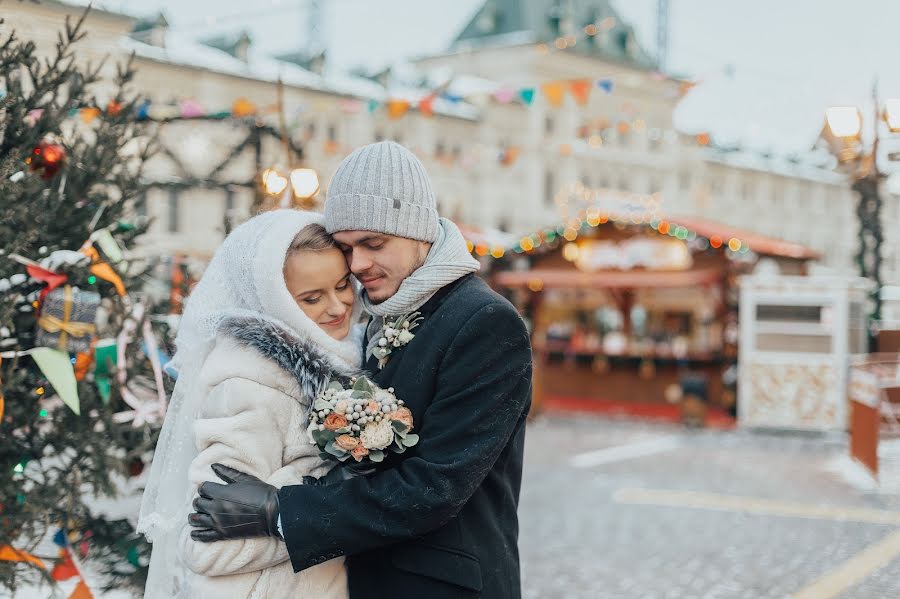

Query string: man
189 141 532 598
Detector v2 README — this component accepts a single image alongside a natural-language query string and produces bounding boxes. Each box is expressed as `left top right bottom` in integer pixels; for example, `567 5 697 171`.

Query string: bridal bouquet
307 376 418 465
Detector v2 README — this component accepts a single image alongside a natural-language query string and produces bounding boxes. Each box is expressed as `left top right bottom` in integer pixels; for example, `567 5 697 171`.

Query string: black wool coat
278 274 532 599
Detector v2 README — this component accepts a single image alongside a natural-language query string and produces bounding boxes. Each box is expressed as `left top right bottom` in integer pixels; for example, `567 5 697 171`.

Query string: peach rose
367 401 381 414
324 413 349 431
388 406 414 429
351 445 370 462
335 434 359 451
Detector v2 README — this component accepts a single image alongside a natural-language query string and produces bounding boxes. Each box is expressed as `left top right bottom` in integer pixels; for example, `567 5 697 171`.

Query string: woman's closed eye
301 294 321 304
336 276 351 291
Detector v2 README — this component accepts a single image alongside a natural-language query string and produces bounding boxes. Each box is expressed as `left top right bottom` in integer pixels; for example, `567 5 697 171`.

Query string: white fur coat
173 317 359 598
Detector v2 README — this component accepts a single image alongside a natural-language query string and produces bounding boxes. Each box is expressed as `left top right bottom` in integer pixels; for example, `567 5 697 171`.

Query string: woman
138 210 364 598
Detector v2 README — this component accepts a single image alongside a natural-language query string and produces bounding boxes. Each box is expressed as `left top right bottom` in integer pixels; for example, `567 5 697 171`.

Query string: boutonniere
370 311 424 369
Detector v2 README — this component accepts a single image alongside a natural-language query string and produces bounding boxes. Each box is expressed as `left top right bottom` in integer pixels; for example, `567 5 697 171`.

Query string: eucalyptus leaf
353 377 375 394
327 380 344 391
391 420 410 435
401 434 419 447
313 399 332 411
368 450 385 463
335 426 351 434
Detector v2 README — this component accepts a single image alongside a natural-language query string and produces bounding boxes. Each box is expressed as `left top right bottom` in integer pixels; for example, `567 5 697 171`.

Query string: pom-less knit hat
324 141 440 243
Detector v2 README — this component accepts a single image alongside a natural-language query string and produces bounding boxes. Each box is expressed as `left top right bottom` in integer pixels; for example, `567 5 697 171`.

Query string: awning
494 267 724 290
664 215 820 260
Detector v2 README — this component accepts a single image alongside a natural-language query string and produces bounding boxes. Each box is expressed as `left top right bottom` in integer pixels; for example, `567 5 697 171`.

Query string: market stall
489 213 818 418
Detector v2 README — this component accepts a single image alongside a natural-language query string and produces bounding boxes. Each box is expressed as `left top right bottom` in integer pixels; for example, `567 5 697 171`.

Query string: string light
87 275 97 284
728 238 742 252
39 409 48 417
36 387 45 396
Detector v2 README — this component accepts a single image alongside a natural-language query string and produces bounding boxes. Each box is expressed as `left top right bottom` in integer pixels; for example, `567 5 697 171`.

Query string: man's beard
369 249 429 304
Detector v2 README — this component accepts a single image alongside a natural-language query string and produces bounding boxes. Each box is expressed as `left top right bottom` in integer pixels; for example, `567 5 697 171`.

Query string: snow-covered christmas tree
1 9 171 596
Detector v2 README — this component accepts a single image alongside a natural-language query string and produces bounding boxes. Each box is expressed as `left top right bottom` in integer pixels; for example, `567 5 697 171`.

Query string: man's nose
349 250 373 274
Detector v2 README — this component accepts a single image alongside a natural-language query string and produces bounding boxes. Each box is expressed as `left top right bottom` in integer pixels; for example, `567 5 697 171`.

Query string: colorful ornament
28 139 66 180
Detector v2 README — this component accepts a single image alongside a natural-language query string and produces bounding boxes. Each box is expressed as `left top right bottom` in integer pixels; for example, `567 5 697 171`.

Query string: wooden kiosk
492 214 817 416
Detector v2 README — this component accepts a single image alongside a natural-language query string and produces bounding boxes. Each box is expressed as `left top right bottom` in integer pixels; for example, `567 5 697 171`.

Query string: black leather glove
189 463 281 543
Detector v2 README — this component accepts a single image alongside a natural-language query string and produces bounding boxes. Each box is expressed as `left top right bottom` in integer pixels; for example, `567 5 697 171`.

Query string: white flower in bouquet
360 419 395 450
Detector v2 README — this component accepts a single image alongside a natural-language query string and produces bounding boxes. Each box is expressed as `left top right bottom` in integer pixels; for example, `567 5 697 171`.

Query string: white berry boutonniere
370 311 424 369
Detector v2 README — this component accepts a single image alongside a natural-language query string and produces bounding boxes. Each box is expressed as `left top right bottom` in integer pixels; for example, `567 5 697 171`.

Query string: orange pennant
540 81 565 107
80 108 101 124
569 79 592 105
418 95 435 118
80 244 126 297
231 98 257 118
69 579 94 599
0 545 46 569
387 99 410 119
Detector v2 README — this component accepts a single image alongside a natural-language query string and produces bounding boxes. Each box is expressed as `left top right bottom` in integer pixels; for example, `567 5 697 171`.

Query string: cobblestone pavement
518 415 900 599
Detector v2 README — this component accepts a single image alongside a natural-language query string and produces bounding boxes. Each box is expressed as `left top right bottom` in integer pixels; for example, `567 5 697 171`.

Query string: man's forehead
333 230 393 244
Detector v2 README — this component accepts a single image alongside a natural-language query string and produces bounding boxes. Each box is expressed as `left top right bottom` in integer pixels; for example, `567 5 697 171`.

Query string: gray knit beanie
324 141 439 243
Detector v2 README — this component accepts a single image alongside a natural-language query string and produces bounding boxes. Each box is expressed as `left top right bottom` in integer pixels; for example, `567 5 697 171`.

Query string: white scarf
363 218 480 356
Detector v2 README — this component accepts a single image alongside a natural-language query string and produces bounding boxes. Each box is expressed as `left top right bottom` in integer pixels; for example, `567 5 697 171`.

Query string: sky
99 0 900 157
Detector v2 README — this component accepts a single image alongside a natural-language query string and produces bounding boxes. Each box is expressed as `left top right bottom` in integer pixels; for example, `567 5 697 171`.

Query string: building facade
5 0 897 310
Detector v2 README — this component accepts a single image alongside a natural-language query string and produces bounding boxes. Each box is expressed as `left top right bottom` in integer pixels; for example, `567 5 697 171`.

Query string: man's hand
188 463 281 542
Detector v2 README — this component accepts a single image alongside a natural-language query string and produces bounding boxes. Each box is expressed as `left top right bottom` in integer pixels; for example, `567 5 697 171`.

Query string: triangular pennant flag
493 88 516 104
0 545 46 569
51 549 79 581
441 92 463 103
95 377 111 405
387 99 410 119
231 98 257 118
597 79 614 94
569 79 592 105
30 347 80 415
518 88 535 105
79 108 101 124
179 99 205 118
418 95 435 118
340 99 363 113
53 528 67 547
26 264 68 303
367 99 380 113
540 81 565 107
68 579 94 599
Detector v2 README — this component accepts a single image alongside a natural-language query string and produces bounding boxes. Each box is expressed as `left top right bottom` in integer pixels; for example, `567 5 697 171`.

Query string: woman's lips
323 314 346 327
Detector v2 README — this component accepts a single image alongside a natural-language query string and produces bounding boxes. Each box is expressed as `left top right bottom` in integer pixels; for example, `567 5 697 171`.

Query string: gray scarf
363 218 480 356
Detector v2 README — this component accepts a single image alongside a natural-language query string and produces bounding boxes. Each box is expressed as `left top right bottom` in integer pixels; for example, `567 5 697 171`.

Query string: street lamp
820 82 899 334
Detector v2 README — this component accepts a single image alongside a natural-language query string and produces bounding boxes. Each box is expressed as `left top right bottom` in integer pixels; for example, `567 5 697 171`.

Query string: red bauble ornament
28 140 67 180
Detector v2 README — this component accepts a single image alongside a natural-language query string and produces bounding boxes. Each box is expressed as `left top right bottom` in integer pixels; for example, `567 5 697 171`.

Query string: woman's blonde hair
287 223 337 254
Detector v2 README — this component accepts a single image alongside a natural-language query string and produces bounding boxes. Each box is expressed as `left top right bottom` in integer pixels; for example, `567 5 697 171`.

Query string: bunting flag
597 79 614 94
51 549 79 581
106 100 122 116
569 79 592 105
179 99 205 119
493 88 516 104
80 244 126 297
540 81 565 107
518 88 535 105
25 263 68 303
500 146 521 166
30 347 80 415
418 95 435 118
0 545 46 569
231 97 257 118
340 99 363 113
367 99 380 113
79 107 101 124
387 99 411 119
69 580 93 599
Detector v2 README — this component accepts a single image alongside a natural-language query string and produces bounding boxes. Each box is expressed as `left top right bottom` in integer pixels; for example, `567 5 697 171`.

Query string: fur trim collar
218 315 362 403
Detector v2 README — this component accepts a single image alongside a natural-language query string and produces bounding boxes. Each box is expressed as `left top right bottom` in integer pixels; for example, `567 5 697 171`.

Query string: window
167 189 179 233
679 171 691 191
224 187 235 228
374 131 384 142
135 191 147 218
544 170 555 207
327 123 337 142
545 116 554 136
435 140 446 157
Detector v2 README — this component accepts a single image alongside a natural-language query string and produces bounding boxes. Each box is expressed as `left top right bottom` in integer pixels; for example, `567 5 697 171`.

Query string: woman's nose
325 294 348 316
